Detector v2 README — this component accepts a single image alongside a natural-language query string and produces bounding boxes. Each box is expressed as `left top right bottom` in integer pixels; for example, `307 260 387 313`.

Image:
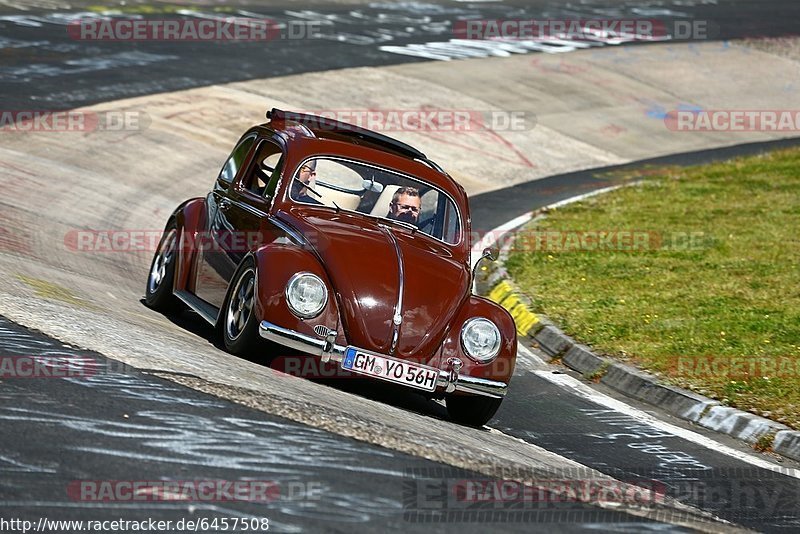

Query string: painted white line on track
470 210 532 262
547 184 627 209
514 343 548 370
518 346 800 480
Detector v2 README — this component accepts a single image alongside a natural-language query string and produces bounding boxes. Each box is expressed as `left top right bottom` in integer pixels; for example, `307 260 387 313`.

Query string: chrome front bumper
259 320 507 398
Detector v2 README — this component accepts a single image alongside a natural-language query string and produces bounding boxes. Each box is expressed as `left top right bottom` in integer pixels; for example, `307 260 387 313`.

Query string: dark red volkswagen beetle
145 109 516 426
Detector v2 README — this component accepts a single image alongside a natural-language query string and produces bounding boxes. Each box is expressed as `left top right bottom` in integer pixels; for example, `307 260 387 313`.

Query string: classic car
145 108 517 426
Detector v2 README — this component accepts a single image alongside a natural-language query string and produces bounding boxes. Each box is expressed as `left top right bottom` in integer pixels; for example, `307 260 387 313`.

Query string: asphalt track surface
2 317 684 532
3 0 800 532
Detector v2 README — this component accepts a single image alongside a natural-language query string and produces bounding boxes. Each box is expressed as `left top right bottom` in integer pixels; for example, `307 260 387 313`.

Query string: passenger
292 159 322 205
386 186 421 225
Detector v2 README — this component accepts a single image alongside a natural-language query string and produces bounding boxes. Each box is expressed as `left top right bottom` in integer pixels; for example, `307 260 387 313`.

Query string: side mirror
471 247 497 282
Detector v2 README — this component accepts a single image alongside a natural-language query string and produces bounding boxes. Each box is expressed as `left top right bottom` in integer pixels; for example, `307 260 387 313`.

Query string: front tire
222 259 262 355
446 395 502 427
145 223 179 312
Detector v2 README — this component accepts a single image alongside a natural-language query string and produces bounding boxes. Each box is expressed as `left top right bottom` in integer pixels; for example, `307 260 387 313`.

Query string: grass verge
505 148 800 429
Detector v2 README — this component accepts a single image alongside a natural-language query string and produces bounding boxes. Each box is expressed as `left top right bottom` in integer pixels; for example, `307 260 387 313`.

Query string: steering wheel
417 215 436 234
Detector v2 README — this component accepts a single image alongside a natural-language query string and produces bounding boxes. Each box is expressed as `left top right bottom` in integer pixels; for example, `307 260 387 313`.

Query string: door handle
219 198 231 210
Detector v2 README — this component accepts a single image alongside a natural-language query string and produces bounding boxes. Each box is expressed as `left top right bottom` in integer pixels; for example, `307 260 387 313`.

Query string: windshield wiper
292 177 340 211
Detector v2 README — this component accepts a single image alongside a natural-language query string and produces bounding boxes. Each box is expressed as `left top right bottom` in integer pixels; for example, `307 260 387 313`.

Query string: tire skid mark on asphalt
0 320 425 529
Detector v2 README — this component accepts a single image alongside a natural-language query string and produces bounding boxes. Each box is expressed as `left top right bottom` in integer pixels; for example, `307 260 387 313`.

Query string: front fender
252 244 346 349
437 296 517 388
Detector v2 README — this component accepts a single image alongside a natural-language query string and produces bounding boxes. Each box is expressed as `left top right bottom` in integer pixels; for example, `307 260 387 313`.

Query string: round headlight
460 318 502 363
286 272 328 319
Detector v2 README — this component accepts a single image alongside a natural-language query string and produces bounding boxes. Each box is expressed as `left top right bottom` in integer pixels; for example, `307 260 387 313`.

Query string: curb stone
600 362 721 419
562 344 607 376
774 431 800 460
534 325 573 360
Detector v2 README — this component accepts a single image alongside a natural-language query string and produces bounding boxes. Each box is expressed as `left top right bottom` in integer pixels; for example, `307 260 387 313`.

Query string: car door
194 134 257 309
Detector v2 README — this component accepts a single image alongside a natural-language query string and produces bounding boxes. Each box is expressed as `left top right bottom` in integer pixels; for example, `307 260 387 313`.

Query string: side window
264 155 284 199
218 135 256 184
243 140 284 197
441 199 461 244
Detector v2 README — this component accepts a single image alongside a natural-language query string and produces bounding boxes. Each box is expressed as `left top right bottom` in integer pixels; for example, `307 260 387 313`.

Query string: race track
2 0 800 531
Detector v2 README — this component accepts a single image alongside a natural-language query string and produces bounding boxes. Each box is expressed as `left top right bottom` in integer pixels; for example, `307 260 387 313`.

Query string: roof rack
267 108 428 162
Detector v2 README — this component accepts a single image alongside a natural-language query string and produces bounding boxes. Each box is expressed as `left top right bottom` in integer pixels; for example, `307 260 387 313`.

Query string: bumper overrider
259 321 507 398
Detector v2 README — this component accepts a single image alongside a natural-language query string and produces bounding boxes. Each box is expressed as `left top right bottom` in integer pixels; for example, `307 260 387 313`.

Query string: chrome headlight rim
285 272 328 319
460 317 502 363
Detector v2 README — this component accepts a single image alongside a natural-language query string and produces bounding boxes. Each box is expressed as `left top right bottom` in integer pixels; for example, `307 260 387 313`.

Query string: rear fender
169 198 205 292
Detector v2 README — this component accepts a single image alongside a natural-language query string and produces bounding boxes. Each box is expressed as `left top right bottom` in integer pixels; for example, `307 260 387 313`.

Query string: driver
386 186 421 225
291 159 322 205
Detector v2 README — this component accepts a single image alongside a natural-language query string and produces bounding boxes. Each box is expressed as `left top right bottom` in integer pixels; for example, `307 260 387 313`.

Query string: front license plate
341 347 439 392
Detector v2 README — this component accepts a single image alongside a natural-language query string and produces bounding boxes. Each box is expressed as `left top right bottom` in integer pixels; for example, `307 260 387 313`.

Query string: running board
174 290 219 325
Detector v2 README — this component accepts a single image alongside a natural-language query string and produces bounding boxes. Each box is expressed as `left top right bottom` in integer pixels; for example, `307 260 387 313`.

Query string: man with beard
386 186 421 226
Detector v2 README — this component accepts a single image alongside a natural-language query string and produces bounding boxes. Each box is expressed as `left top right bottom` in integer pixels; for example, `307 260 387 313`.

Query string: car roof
252 108 466 203
268 108 427 161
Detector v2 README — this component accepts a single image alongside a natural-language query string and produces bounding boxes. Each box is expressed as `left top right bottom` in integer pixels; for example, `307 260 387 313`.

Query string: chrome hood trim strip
268 214 307 247
378 224 404 356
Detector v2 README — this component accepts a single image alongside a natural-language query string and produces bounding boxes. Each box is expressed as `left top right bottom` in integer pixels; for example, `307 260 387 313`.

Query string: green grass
506 148 800 429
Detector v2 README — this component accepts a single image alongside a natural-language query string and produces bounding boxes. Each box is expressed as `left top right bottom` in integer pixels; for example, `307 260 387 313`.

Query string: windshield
288 156 462 245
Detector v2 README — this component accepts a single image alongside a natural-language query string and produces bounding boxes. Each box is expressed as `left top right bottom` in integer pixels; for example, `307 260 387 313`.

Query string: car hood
281 211 470 362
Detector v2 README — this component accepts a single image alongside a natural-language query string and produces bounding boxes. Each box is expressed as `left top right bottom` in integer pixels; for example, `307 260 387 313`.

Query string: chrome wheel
226 268 255 341
148 229 177 294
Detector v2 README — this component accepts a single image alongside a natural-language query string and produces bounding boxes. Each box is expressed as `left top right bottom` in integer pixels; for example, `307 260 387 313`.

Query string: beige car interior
299 159 438 222
316 187 361 211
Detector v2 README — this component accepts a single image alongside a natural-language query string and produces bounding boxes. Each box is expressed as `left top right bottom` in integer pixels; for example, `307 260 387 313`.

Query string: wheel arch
168 197 206 293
